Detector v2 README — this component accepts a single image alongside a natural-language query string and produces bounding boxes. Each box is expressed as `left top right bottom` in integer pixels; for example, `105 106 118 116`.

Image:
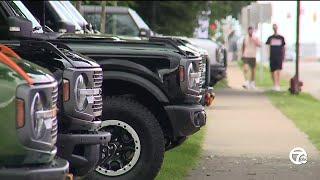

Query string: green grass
266 91 320 150
214 78 229 90
156 128 206 180
254 63 320 150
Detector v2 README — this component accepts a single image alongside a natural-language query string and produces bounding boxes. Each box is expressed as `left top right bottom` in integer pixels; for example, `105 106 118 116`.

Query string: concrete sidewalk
187 63 320 180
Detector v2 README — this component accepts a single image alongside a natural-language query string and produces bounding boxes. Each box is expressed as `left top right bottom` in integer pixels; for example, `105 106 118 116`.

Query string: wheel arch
102 71 174 139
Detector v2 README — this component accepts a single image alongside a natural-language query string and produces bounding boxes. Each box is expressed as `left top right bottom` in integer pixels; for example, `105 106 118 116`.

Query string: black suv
0 1 112 178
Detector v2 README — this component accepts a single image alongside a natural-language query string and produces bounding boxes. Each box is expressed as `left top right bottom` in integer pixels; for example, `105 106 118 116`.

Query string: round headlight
187 63 199 89
75 74 88 111
31 93 44 139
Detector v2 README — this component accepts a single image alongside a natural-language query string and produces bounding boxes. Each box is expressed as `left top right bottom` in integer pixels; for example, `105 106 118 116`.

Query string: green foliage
156 128 205 180
129 1 207 36
210 1 253 21
79 1 253 36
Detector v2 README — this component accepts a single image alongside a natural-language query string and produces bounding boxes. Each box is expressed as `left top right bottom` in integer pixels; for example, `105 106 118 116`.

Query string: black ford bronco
0 1 112 178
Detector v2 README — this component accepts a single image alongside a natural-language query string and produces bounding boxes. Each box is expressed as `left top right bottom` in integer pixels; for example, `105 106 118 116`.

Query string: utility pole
100 1 106 33
289 0 303 94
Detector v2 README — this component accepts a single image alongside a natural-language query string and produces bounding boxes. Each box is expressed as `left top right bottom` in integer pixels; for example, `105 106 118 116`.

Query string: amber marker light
63 79 70 102
179 65 185 82
16 98 25 128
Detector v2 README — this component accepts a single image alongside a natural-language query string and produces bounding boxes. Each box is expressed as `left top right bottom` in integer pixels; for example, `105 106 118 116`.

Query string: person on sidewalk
266 24 286 91
241 26 261 89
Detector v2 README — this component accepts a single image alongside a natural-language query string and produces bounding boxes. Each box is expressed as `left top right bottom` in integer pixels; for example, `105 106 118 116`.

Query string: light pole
289 0 303 94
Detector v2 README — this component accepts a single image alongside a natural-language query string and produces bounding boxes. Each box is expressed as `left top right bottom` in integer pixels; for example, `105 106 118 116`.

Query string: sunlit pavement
283 61 320 100
187 63 320 180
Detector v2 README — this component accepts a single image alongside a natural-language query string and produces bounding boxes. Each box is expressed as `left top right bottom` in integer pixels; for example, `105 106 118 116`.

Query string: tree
129 1 207 36
100 1 106 33
79 1 253 37
209 1 253 21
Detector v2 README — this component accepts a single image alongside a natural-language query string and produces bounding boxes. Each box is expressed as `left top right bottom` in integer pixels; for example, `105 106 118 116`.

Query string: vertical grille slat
198 57 206 88
51 84 58 145
93 70 103 117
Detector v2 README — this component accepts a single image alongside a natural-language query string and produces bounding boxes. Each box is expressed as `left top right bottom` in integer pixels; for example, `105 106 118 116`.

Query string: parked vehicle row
0 45 70 180
0 1 221 179
79 4 227 85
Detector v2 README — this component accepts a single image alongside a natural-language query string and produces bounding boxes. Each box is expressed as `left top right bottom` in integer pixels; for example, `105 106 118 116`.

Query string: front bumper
210 64 226 86
165 104 206 137
64 115 102 131
0 157 69 180
57 131 111 176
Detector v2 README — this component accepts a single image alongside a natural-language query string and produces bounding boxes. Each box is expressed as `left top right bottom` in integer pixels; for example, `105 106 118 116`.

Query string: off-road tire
88 96 165 180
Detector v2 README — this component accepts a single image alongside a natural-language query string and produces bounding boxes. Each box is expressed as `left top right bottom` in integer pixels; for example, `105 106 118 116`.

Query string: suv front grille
51 85 58 144
93 71 103 117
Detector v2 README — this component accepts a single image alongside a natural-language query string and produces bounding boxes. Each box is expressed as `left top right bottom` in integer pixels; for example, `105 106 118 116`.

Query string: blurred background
72 1 320 63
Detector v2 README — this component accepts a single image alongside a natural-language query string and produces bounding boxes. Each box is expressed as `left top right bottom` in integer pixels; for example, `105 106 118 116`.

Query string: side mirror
56 21 75 33
0 16 33 39
138 28 151 38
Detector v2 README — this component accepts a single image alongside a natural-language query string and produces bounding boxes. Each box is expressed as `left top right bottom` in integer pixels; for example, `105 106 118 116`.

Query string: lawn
214 78 229 90
254 62 320 150
156 128 205 180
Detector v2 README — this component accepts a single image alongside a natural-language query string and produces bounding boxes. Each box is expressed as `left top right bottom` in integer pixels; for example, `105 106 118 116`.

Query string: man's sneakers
250 81 256 90
242 80 250 89
272 85 281 92
243 81 256 90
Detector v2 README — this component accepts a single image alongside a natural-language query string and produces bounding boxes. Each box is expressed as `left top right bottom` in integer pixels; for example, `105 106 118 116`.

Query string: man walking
266 24 286 91
241 26 261 89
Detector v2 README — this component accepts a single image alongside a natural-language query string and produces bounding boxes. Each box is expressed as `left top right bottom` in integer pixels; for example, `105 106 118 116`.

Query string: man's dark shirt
266 34 285 60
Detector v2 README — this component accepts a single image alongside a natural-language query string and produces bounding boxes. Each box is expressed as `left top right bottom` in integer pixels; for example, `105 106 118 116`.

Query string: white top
243 36 260 58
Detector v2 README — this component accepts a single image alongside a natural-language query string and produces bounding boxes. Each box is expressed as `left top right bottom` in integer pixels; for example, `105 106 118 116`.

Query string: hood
11 57 55 84
61 49 100 68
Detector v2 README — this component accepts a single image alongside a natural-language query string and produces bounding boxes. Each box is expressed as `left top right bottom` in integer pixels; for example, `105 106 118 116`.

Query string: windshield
11 1 43 33
84 12 140 36
48 1 82 32
128 9 150 30
59 1 88 28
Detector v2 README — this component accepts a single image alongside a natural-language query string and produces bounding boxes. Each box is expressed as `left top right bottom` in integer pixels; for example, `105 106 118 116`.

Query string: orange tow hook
65 173 73 180
205 92 215 106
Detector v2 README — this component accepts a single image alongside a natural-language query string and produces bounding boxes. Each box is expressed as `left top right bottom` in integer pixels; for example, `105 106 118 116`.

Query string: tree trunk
75 1 81 12
112 1 118 34
100 1 107 33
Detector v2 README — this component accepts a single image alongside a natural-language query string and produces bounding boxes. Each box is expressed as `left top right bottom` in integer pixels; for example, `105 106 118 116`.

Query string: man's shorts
270 58 283 72
242 57 256 69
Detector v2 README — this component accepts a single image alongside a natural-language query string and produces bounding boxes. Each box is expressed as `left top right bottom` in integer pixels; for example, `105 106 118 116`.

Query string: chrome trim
190 72 201 78
35 108 57 119
79 88 101 96
31 93 44 139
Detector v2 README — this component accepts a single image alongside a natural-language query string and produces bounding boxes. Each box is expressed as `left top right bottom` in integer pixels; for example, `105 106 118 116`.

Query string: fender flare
103 71 169 103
